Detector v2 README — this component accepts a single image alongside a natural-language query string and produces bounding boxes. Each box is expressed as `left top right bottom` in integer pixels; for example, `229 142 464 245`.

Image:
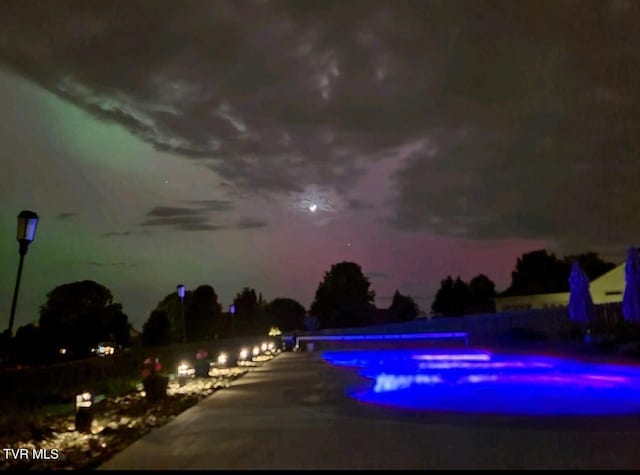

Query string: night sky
1 0 638 330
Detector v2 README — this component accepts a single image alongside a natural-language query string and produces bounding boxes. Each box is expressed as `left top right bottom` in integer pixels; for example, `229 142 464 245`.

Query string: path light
177 362 194 378
238 348 249 362
8 210 39 335
177 361 194 387
217 352 228 366
261 342 268 352
75 392 93 433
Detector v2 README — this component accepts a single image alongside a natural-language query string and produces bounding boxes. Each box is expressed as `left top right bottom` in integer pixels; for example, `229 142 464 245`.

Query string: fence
292 302 626 347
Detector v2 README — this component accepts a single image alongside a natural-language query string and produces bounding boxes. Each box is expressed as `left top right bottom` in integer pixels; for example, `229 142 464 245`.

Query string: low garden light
252 346 260 358
261 342 268 352
217 352 228 366
238 348 249 361
75 392 93 433
8 210 39 335
177 362 195 378
177 361 194 387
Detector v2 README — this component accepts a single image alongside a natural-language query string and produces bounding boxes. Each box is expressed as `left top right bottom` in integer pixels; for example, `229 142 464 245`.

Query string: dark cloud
56 212 77 220
147 206 203 218
102 230 151 237
233 217 268 229
85 261 137 267
143 202 232 229
142 201 243 231
141 215 222 231
176 222 226 232
141 210 266 231
187 200 234 212
1 0 638 249
102 231 133 237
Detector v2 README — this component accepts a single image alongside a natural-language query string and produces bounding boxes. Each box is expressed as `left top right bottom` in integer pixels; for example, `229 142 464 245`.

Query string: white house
494 263 625 312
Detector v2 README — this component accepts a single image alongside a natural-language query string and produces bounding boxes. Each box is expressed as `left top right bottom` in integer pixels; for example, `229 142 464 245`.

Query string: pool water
321 349 640 415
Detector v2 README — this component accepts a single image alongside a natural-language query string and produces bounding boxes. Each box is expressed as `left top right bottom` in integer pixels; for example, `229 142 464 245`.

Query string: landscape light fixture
217 352 228 366
75 392 93 433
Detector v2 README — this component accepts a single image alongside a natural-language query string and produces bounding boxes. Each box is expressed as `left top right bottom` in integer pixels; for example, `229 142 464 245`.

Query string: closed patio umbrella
568 261 594 325
622 247 640 322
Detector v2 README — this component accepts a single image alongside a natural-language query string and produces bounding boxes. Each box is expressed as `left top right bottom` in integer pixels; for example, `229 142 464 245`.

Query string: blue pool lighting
321 349 640 415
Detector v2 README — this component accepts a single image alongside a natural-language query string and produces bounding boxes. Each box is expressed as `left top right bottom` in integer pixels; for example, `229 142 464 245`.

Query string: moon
309 203 318 212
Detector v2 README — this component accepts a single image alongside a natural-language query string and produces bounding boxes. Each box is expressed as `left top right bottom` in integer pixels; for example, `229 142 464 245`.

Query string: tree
502 249 570 296
154 289 192 343
232 287 272 335
431 276 471 317
142 310 172 346
389 290 419 322
563 252 616 282
39 280 130 359
468 274 497 314
502 249 616 297
431 276 454 316
233 287 259 321
265 298 306 332
14 323 46 365
185 285 222 341
310 262 376 329
0 330 11 362
153 285 223 342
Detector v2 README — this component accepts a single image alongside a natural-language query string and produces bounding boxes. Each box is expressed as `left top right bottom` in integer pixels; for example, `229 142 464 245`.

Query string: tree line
0 248 616 366
431 250 615 317
0 261 417 366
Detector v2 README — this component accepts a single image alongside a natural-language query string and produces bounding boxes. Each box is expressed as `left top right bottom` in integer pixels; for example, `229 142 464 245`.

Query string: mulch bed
0 361 269 470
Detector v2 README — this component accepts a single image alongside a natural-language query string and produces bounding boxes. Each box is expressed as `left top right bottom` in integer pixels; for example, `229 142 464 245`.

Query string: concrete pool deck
100 351 640 470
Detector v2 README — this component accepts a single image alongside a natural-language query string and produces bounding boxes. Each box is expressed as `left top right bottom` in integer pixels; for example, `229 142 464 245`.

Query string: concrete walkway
101 352 640 470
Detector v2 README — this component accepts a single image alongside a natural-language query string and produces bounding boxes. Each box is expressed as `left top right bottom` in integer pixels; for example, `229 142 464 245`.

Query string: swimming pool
321 348 640 415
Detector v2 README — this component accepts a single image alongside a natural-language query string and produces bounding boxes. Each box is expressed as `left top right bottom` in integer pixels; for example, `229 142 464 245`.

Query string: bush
141 356 168 403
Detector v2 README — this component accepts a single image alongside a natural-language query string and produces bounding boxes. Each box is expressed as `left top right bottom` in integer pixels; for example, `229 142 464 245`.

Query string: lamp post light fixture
229 304 236 337
177 284 186 343
8 210 39 335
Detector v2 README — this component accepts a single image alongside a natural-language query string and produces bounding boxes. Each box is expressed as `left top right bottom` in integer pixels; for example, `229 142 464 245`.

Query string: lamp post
229 304 236 338
8 211 39 335
177 284 186 343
